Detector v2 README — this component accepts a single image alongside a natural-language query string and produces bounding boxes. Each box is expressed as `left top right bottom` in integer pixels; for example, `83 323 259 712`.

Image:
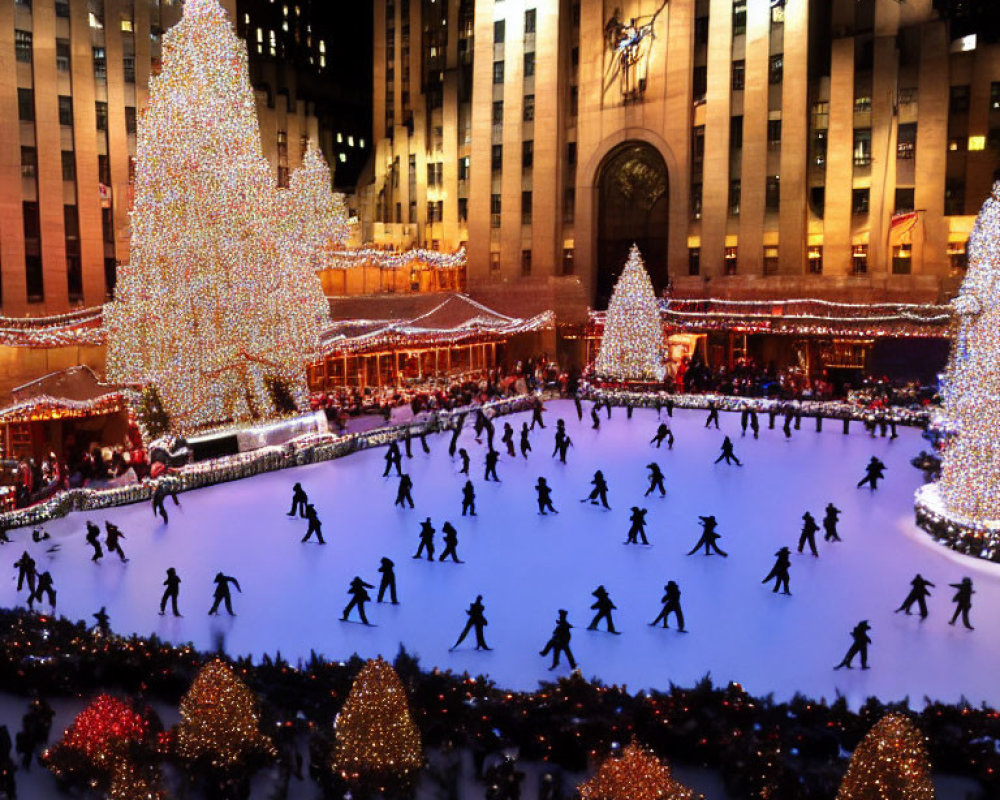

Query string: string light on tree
594 245 666 383
578 741 700 800
836 714 935 800
102 0 337 433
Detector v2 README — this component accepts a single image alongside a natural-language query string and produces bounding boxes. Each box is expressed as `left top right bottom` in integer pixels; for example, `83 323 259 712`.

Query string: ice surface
3 401 998 708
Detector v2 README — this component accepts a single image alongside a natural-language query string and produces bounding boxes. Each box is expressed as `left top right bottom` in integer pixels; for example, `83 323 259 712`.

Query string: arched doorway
596 142 669 308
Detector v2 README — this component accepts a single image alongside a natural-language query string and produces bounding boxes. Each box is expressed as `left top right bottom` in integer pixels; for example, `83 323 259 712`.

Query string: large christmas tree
593 245 665 382
103 0 341 432
938 182 1000 521
836 715 935 800
578 742 699 800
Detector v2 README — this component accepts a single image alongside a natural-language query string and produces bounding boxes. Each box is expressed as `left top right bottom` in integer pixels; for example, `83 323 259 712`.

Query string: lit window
954 34 977 52
282 21 288 31
969 135 986 151
319 54 325 67
337 132 343 143
89 12 103 29
359 138 365 148
257 28 263 42
348 136 354 147
121 18 133 32
244 13 250 24
283 4 289 15
339 153 346 163
319 40 326 53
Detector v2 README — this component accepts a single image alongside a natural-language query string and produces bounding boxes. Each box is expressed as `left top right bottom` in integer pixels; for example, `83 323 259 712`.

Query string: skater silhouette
302 503 326 544
895 573 935 619
740 405 750 437
502 422 516 457
451 594 491 651
823 503 842 542
93 606 110 636
762 546 792 594
458 448 471 475
0 524 8 544
413 518 435 560
588 586 618 633
104 523 128 562
585 470 611 509
797 511 820 557
520 423 532 458
30 570 56 610
834 620 872 669
461 480 477 516
151 482 170 523
531 397 546 429
377 557 398 603
383 442 403 477
395 474 415 508
159 568 181 616
535 477 558 514
687 515 728 556
590 405 601 430
448 413 465 458
439 521 463 563
32 528 51 543
540 609 577 670
342 576 374 625
749 409 760 439
208 572 241 615
626 507 649 544
645 463 666 497
287 482 308 518
783 406 794 439
650 581 685 630
85 522 104 562
574 393 584 421
704 401 720 429
484 449 501 482
14 551 36 595
856 456 886 489
714 436 742 466
556 431 573 464
948 577 975 629
650 423 674 449
552 420 567 457
404 429 413 458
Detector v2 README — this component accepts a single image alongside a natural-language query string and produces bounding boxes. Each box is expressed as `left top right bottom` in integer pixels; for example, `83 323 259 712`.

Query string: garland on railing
322 247 467 272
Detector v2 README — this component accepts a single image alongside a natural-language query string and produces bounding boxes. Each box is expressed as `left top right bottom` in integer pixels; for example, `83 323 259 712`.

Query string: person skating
895 574 935 619
439 521 463 563
749 409 760 439
645 463 666 497
762 547 792 594
552 420 567 457
856 456 886 489
377 557 398 603
341 576 374 625
649 581 685 631
556 431 573 464
948 577 975 630
740 406 750 437
151 482 170 523
520 423 532 459
413 518 436 560
29 571 56 611
626 507 649 545
483 415 496 452
604 397 613 420
474 409 487 442
31 529 51 543
587 585 619 633
535 477 558 514
451 594 490 650
823 503 842 542
92 606 111 636
287 482 308 518
301 503 326 544
502 422 516 458
419 427 431 454
714 436 742 466
461 480 477 516
687 515 728 556
584 470 611 509
159 568 181 616
834 620 872 669
458 447 471 475
448 413 465 458
797 511 820 557
0 524 9 544
704 400 720 429
395 474 415 509
540 609 577 670
590 405 601 430
650 423 674 449
383 442 403 477
208 572 242 616
403 429 414 459
14 551 36 596
85 521 104 562
531 397 546 429
574 392 584 422
484 449 501 482
104 522 128 563
783 406 794 439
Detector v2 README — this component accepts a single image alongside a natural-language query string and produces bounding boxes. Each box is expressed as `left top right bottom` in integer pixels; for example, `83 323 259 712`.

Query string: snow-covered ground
3 400 998 708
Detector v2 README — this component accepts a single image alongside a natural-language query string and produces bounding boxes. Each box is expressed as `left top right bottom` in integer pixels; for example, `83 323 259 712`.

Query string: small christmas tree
836 714 935 800
175 659 276 769
578 742 699 800
332 656 423 789
108 758 165 800
594 245 665 383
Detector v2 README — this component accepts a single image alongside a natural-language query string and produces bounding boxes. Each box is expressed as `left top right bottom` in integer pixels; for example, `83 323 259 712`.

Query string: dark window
20 146 37 179
945 180 965 216
732 60 745 90
692 66 707 101
61 151 75 181
59 96 74 126
688 247 700 276
563 187 575 223
18 89 33 121
95 101 108 130
522 191 532 224
522 139 533 169
521 249 532 276
23 202 43 301
493 60 504 84
729 180 741 216
22 201 40 240
104 258 117 296
766 176 780 211
852 188 869 215
98 154 111 185
730 116 743 149
892 244 912 274
895 187 915 213
567 141 577 166
692 125 705 165
56 39 71 72
523 51 535 78
764 247 779 276
769 54 783 84
767 118 781 147
732 0 747 36
491 144 502 171
950 84 970 114
523 94 534 121
125 106 137 135
15 30 32 64
852 245 868 275
93 47 107 80
493 100 504 125
571 46 579 67
123 55 136 83
458 156 469 181
569 85 578 116
562 247 574 275
991 82 1000 112
55 0 70 17
691 182 703 220
897 123 916 159
494 20 504 44
277 166 289 188
524 8 536 34
490 193 501 226
812 130 827 166
853 128 872 167
458 197 468 221
695 15 709 45
725 246 738 275
810 186 825 217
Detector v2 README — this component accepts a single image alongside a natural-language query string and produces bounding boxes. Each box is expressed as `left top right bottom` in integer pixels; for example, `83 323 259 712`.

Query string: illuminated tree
103 0 333 432
578 742 699 800
836 715 936 800
332 656 423 789
593 245 665 383
175 659 276 769
939 182 1000 521
109 758 165 800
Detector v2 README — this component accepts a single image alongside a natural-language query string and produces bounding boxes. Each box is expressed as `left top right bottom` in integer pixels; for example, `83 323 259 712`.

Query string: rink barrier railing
913 483 1000 563
0 390 931 532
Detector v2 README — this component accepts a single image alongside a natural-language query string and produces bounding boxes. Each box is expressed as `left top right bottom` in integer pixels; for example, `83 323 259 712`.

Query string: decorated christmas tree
103 0 337 432
175 659 276 769
578 742 699 800
836 714 936 800
332 656 423 789
593 245 666 382
108 758 165 800
938 182 1000 521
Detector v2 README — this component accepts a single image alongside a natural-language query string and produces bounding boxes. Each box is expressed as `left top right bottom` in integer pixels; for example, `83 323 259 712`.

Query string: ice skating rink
4 400 998 707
